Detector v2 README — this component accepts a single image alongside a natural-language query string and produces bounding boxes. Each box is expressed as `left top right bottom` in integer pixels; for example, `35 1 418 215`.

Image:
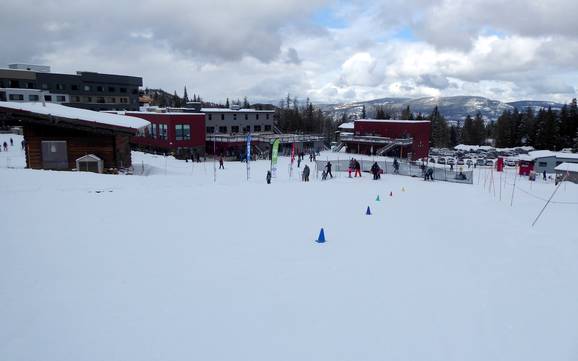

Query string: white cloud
0 0 577 103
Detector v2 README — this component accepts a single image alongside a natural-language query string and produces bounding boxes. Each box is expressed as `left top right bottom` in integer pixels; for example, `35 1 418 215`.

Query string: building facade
338 119 431 160
124 111 206 158
202 106 276 135
0 102 148 171
0 65 142 111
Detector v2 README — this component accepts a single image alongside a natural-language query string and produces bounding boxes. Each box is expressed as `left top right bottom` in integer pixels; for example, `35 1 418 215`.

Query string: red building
124 111 205 158
338 119 431 160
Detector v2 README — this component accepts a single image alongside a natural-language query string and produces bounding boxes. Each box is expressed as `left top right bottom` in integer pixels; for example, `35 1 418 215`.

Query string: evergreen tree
172 91 181 107
430 106 449 148
361 105 367 119
243 96 250 108
375 106 386 120
449 125 460 147
225 98 230 108
183 86 189 104
400 105 413 120
495 110 512 147
471 112 486 145
462 115 474 145
519 107 535 145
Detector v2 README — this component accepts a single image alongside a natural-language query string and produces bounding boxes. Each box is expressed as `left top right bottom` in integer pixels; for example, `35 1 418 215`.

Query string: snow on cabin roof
200 108 274 113
338 122 354 129
528 150 557 159
355 119 430 124
0 101 150 130
555 162 578 172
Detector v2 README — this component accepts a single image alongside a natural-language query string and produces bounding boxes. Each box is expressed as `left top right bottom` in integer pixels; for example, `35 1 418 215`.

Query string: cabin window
219 126 227 133
254 125 261 132
538 162 547 167
29 94 39 101
159 124 168 140
8 94 24 100
264 124 272 131
231 126 239 133
175 124 191 141
206 126 215 134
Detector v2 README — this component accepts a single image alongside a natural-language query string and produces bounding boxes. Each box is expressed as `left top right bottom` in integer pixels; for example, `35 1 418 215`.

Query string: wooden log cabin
0 102 149 171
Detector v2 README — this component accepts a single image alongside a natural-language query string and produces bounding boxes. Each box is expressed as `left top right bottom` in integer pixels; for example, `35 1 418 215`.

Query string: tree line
384 99 578 151
276 94 336 141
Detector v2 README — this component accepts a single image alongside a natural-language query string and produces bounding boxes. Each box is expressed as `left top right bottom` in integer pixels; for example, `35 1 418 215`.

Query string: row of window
69 96 130 104
206 124 271 134
7 94 66 102
47 83 136 94
208 113 270 121
0 79 138 94
144 124 191 141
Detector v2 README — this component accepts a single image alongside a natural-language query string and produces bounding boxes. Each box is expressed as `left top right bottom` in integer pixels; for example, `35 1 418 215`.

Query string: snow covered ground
1 133 578 361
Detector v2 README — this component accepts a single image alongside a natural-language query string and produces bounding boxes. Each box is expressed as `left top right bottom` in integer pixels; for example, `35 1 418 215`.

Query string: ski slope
1 133 577 361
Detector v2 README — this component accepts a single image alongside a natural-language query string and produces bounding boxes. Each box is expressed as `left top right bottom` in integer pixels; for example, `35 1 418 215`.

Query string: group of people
348 158 362 177
370 162 382 180
321 161 333 180
1 138 21 152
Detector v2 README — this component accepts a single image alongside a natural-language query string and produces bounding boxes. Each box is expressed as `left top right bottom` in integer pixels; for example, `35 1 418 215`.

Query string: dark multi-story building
0 64 142 111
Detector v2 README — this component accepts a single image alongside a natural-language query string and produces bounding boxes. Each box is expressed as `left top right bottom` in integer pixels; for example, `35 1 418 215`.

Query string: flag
246 134 252 161
271 138 280 177
291 143 295 164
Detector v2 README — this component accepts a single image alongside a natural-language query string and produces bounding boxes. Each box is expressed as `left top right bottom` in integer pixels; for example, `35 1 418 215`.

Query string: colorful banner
291 143 295 164
271 138 280 177
246 134 252 161
246 133 252 180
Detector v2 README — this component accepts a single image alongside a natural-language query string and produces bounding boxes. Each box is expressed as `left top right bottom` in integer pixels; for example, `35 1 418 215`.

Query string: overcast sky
1 0 577 104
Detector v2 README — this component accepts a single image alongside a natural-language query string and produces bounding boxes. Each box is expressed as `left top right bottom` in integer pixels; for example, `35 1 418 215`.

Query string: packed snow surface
0 101 150 129
1 134 578 361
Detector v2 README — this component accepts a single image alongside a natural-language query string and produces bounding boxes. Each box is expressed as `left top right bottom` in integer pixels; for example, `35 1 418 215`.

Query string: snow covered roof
0 101 149 130
556 152 578 160
338 122 354 129
201 108 274 113
355 119 430 124
528 150 557 159
555 162 578 172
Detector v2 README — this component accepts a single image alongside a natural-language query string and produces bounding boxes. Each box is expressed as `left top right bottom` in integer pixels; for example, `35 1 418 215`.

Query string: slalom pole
510 169 517 207
532 173 568 227
499 170 502 201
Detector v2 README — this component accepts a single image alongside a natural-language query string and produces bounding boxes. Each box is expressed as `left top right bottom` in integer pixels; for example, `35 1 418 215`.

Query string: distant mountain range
319 96 565 123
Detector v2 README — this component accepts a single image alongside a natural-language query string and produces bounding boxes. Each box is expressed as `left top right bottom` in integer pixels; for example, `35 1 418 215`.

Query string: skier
2 142 7 151
450 163 454 172
303 164 310 182
21 140 25 150
348 158 354 178
325 161 333 178
10 138 13 146
266 170 272 184
543 170 547 181
371 162 380 180
297 157 301 168
393 159 399 174
219 156 224 169
354 159 361 177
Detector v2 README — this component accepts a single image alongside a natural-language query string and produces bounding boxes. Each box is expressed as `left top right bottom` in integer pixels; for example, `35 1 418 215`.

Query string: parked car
456 159 465 165
485 159 494 166
466 159 473 166
429 157 436 163
447 158 455 165
437 157 446 165
505 159 517 167
476 158 485 166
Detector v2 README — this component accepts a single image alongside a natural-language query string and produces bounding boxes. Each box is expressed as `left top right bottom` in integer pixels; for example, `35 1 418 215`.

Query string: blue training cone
316 228 326 243
366 206 372 215
376 194 381 201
